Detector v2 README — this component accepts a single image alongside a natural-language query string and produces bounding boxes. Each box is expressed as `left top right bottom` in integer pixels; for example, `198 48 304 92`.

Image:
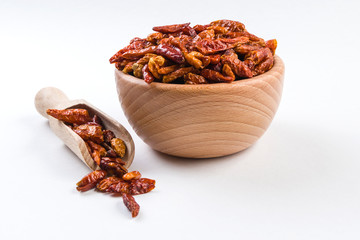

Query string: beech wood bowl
115 55 284 158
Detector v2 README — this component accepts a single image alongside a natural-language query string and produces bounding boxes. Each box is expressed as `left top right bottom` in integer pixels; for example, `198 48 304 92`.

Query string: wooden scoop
35 87 135 170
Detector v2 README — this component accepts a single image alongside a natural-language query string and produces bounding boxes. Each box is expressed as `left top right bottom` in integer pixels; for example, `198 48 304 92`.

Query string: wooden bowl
115 55 284 158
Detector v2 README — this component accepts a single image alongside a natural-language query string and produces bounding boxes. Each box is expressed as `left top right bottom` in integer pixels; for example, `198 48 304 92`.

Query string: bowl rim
115 55 284 90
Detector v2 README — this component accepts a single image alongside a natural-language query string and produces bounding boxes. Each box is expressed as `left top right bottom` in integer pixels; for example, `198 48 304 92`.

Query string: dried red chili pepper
201 69 235 83
114 62 123 71
122 61 135 73
234 43 262 55
221 31 265 43
73 124 104 143
110 138 126 158
92 150 102 165
108 180 130 194
222 64 235 80
142 64 155 83
147 32 164 44
208 54 221 64
123 171 142 181
136 53 158 65
182 26 197 37
121 46 157 60
109 38 152 63
184 52 203 69
101 156 126 166
87 140 106 154
207 25 229 34
184 73 208 84
76 170 107 192
130 178 156 195
184 51 211 69
153 23 190 33
156 44 185 64
244 47 273 70
103 130 115 143
97 176 130 194
266 39 277 56
168 36 190 52
219 36 249 45
100 157 128 177
221 49 253 78
132 63 144 78
198 29 215 39
158 65 179 75
252 55 274 76
195 37 247 55
210 19 246 32
114 58 136 72
97 176 122 192
47 109 92 125
148 55 166 79
195 39 229 54
87 140 106 165
193 24 210 33
122 193 140 218
162 67 194 83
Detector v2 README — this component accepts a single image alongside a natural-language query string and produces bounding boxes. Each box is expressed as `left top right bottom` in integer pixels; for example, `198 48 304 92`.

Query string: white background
1 0 360 239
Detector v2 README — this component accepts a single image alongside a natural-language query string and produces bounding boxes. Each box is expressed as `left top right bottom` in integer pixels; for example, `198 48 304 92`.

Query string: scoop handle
35 87 70 118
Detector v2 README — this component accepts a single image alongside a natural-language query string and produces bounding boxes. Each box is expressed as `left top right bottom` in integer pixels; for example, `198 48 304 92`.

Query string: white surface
1 0 360 239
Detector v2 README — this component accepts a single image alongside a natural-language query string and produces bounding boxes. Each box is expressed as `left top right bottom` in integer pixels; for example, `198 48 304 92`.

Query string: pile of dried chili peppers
110 19 277 84
47 108 155 218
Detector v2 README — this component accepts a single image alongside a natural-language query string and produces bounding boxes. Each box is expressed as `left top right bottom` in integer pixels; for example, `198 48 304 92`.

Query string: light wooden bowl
115 55 284 158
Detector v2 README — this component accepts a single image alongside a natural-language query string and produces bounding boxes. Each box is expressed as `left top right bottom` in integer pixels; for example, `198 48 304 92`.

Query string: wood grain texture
115 55 285 158
35 87 135 169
